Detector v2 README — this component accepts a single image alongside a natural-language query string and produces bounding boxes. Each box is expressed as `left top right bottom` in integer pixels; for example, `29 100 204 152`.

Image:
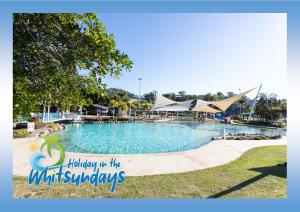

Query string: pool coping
13 136 287 177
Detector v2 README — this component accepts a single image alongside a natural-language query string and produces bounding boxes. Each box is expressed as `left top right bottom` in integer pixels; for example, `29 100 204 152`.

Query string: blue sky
98 13 286 98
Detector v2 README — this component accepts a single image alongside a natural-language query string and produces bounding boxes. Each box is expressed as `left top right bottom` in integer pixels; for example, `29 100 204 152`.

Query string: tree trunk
42 104 46 123
47 104 50 122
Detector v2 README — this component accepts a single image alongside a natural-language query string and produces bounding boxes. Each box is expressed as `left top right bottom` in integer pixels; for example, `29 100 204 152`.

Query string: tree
108 99 119 119
13 13 133 120
254 93 287 122
127 100 139 117
128 101 138 110
227 92 235 98
107 88 137 102
144 91 156 103
117 101 129 115
203 93 218 101
13 80 40 120
178 90 186 96
163 93 176 101
140 102 152 110
216 92 225 100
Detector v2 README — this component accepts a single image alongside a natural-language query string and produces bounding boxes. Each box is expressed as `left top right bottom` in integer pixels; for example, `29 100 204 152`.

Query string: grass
13 145 286 198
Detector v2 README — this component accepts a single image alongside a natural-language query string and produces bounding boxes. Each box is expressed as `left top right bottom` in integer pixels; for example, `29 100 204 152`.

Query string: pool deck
13 137 287 177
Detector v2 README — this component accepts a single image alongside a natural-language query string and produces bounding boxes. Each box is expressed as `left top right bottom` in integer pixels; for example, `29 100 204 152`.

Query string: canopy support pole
247 83 262 123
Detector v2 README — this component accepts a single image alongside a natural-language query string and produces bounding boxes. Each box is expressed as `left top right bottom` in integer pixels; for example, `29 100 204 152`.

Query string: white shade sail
152 88 255 113
192 105 221 113
191 99 210 111
152 93 178 109
210 88 255 112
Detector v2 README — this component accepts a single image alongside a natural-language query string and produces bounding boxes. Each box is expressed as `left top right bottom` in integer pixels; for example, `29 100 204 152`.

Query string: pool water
57 121 278 154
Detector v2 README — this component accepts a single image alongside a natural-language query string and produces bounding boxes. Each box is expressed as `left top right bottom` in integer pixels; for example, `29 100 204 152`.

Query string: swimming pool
56 121 278 154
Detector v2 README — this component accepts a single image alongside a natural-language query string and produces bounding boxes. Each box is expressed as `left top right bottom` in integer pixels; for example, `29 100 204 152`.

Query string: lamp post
138 77 142 116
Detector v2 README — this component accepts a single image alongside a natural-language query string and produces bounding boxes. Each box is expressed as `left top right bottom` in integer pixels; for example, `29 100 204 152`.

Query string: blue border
1 1 299 212
0 1 299 12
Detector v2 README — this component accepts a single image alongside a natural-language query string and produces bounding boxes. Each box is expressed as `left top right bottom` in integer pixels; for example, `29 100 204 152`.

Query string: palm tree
128 101 138 117
108 99 119 121
141 102 152 110
140 102 153 119
117 101 129 116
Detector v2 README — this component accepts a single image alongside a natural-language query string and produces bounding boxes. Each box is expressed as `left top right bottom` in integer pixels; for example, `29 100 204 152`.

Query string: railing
38 112 71 122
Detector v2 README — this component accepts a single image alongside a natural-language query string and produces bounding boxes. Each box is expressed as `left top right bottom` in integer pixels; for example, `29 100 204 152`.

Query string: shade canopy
152 93 178 109
152 93 193 111
153 105 190 111
152 88 255 113
192 105 221 113
210 88 255 112
191 99 210 110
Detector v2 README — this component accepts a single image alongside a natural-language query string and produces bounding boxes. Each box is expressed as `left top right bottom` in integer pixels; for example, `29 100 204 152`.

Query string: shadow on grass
208 164 287 198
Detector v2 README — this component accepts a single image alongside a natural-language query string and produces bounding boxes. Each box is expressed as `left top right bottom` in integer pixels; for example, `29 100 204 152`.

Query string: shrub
46 122 62 131
13 129 30 138
47 122 56 129
35 122 47 129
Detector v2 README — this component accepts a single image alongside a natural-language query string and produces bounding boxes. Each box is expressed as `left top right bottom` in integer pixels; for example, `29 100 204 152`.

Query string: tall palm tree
117 101 129 116
128 101 138 117
108 99 119 120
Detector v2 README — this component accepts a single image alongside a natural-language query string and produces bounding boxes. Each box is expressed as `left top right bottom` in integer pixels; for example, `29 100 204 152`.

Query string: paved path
13 137 287 177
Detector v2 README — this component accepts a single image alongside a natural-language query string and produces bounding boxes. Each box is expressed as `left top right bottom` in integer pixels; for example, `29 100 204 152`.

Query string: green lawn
13 145 286 198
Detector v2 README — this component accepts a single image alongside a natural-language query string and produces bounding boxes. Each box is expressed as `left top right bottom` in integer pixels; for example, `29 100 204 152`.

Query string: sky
98 13 287 99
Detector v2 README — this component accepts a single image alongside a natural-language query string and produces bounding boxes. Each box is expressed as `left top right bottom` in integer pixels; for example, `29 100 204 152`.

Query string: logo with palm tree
30 134 65 171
